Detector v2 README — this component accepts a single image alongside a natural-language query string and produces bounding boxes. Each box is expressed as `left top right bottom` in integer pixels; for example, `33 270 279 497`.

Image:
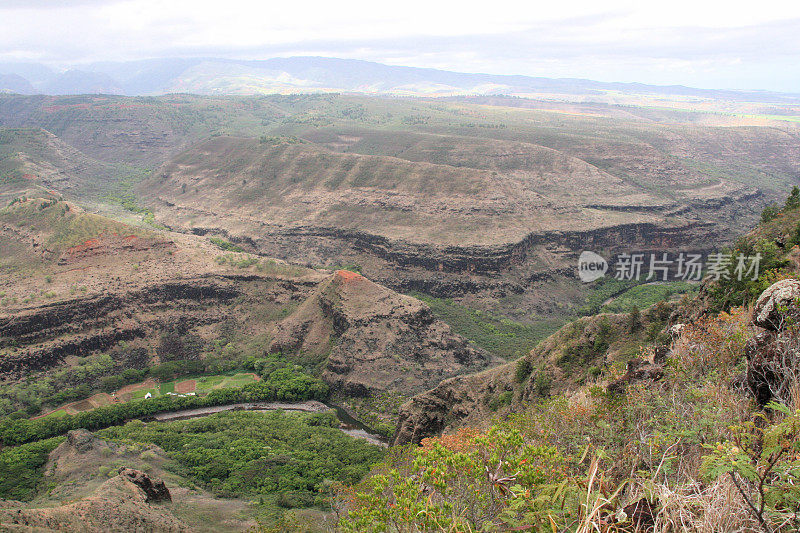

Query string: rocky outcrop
0 276 246 379
66 428 99 453
118 468 171 503
392 367 511 445
188 218 723 285
746 279 800 406
752 278 800 330
607 358 665 394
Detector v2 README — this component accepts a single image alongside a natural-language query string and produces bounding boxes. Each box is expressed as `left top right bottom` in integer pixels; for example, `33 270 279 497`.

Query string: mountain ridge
1 56 799 102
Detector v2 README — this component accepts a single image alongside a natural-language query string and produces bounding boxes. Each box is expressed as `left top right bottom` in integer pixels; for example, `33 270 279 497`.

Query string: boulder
652 345 670 364
668 323 685 339
607 358 664 394
118 468 172 503
752 279 800 331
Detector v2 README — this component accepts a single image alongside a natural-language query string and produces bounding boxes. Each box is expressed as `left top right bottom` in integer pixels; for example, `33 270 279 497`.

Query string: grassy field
38 408 68 420
126 372 258 400
411 292 565 359
36 373 260 419
601 281 699 313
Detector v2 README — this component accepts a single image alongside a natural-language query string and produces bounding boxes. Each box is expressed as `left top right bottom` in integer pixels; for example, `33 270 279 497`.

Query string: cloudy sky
1 0 799 91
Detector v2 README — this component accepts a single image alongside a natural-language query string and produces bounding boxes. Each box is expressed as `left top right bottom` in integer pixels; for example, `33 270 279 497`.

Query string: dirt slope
137 135 761 320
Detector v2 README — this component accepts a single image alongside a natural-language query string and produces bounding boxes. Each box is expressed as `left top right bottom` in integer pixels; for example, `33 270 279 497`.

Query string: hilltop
143 135 745 246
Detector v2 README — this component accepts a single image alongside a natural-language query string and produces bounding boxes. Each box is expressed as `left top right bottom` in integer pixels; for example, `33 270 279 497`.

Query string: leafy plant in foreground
701 402 800 532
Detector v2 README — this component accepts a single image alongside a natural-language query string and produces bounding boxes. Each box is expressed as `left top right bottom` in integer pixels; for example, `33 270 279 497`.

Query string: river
146 400 389 447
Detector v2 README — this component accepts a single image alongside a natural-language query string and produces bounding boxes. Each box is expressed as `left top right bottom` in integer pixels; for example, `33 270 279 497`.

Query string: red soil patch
21 174 36 180
69 399 94 413
65 239 102 254
174 380 197 394
58 235 174 265
335 270 362 282
87 393 112 408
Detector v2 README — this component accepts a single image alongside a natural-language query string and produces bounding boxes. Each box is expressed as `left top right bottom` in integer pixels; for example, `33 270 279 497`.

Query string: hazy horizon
1 0 799 92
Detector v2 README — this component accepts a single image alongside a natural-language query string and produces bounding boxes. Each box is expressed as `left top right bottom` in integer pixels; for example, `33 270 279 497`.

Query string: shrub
209 236 244 252
514 359 532 384
341 426 575 532
705 239 789 312
786 186 800 210
0 437 64 500
628 305 642 332
531 369 552 397
762 204 781 223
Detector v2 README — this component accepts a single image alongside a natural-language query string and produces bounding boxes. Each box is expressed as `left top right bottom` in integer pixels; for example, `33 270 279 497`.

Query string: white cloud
0 0 799 90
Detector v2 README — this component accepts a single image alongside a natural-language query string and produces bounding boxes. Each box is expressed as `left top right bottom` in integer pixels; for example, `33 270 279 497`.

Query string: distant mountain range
1 56 799 102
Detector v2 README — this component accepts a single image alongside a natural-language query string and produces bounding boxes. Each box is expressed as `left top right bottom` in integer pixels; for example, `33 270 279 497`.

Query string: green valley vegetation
411 292 564 359
579 277 698 316
0 436 65 500
599 281 698 314
98 410 384 517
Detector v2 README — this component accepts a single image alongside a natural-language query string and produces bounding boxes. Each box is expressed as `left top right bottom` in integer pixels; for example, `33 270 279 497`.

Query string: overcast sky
1 0 799 91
